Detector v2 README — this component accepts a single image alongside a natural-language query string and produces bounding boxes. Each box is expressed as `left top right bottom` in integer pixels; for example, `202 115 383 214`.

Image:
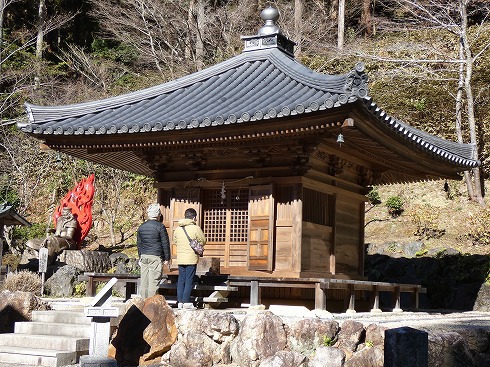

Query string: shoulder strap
182 226 191 241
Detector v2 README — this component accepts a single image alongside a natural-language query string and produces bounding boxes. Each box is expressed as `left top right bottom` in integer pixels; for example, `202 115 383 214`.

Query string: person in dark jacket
137 203 171 298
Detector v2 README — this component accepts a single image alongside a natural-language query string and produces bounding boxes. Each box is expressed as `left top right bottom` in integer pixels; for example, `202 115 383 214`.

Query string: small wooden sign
38 247 48 273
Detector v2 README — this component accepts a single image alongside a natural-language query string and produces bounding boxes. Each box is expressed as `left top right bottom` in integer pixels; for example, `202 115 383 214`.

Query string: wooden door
170 188 201 257
248 185 274 271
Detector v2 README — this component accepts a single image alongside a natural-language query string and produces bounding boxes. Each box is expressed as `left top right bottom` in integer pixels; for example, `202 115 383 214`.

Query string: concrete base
80 355 117 367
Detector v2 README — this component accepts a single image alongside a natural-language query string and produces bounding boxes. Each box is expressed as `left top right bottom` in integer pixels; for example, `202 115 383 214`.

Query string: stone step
0 346 79 367
14 321 91 338
0 333 89 352
32 310 92 325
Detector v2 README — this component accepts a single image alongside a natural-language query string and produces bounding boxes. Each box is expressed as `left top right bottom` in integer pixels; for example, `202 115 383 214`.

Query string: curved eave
19 48 367 136
362 96 480 170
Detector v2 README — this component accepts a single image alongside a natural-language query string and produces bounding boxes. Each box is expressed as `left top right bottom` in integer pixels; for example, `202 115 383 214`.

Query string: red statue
53 174 95 249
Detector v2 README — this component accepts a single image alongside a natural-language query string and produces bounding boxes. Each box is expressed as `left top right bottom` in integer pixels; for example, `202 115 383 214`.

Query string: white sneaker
177 302 184 309
183 302 196 310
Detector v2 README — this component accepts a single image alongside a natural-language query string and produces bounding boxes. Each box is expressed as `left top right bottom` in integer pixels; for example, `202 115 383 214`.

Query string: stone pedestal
80 355 117 367
385 327 428 367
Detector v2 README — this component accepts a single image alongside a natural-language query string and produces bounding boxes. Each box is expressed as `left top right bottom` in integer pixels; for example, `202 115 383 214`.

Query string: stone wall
109 295 490 367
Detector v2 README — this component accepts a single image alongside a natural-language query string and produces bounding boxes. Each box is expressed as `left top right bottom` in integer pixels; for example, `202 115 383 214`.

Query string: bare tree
361 0 372 37
338 0 345 50
294 0 303 56
361 0 490 204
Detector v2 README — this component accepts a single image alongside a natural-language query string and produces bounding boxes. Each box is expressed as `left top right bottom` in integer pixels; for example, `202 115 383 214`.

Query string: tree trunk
337 0 345 51
294 0 303 56
455 37 475 200
195 0 205 71
361 0 372 37
0 0 5 74
330 0 338 20
36 0 46 59
460 0 484 204
34 0 46 88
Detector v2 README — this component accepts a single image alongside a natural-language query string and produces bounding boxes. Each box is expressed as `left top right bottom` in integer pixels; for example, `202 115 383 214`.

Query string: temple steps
0 309 90 367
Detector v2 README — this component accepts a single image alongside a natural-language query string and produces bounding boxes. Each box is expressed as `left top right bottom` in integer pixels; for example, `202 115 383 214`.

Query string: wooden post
370 285 382 313
346 284 356 313
314 281 327 310
250 280 260 306
393 286 402 312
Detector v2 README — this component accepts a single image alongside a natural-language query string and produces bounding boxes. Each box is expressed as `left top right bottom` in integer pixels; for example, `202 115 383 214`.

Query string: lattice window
203 188 249 243
230 190 249 242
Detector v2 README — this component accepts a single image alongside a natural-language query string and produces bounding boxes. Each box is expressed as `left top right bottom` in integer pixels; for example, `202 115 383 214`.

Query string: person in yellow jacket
173 208 206 309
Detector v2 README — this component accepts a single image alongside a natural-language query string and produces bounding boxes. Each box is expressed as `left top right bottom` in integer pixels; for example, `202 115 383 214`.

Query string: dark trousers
177 264 197 303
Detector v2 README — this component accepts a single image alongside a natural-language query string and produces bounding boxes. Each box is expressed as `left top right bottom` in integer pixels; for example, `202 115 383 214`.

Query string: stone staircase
0 309 90 367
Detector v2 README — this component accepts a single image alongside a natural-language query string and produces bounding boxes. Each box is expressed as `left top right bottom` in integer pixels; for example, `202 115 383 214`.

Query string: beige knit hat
147 204 161 219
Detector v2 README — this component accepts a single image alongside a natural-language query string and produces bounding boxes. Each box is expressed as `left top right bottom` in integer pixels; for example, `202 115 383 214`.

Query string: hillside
365 180 490 257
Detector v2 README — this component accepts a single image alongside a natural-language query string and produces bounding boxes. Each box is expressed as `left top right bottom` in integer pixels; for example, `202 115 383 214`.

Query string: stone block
80 355 117 367
385 326 428 367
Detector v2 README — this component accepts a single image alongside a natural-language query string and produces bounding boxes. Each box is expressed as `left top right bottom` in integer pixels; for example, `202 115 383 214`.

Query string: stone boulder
286 318 339 357
44 265 80 297
344 346 383 367
335 320 365 358
473 282 490 312
308 346 345 367
0 290 50 333
428 331 475 367
109 295 177 366
58 249 112 272
230 311 287 367
166 309 239 367
258 351 307 367
364 323 387 348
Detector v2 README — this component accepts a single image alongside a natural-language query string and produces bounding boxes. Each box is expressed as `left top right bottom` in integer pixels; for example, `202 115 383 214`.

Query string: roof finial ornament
258 6 280 36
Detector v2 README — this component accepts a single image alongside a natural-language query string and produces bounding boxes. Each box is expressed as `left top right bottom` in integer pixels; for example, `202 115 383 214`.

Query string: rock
0 290 50 333
166 331 216 367
286 318 339 357
473 282 490 312
109 295 177 366
335 320 365 358
58 249 112 272
344 346 383 367
308 346 345 367
258 350 307 367
403 241 425 258
365 323 386 347
44 265 80 297
109 252 129 268
167 310 239 366
230 311 287 367
428 331 475 367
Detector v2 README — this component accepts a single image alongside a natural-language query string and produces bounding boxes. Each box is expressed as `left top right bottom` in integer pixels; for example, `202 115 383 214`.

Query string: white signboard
38 247 48 273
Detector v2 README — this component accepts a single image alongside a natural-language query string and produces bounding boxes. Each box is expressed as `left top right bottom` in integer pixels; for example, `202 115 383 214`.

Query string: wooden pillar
314 281 327 310
346 284 356 314
393 286 402 312
250 280 260 306
370 285 382 313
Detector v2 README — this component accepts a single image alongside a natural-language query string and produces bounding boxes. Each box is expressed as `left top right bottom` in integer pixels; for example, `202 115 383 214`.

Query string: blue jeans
177 264 197 303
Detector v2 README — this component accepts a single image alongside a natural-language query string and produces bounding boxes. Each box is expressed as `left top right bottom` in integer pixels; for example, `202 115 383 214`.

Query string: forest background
1 0 490 269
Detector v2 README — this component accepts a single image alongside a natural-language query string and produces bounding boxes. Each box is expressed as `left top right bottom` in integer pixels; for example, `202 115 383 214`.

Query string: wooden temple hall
19 8 479 311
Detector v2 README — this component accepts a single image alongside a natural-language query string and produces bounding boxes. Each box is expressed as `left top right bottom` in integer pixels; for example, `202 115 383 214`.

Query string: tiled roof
362 97 479 169
18 6 479 173
21 48 367 135
0 203 31 226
